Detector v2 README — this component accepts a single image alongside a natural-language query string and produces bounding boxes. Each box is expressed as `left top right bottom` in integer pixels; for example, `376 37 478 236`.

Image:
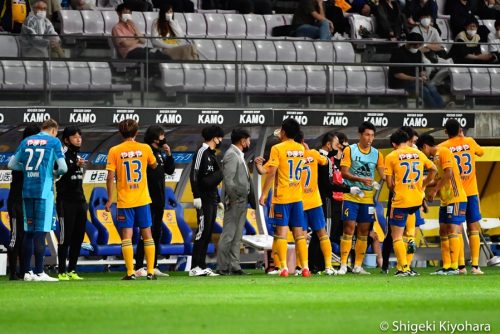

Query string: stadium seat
174 13 187 35
225 14 246 38
24 61 45 90
194 39 217 61
88 61 131 91
314 41 335 63
131 12 147 36
295 40 316 62
67 61 91 91
436 18 451 41
205 13 227 38
345 65 367 94
263 14 285 36
449 67 472 95
0 34 19 57
305 65 329 94
470 67 491 96
480 19 496 34
235 40 257 62
60 10 84 35
364 66 387 95
1 60 26 90
244 14 266 38
88 187 122 256
285 65 307 94
224 64 237 92
203 64 226 92
183 63 205 92
214 39 237 61
143 11 157 36
332 66 347 94
243 64 266 93
46 61 69 90
159 63 184 92
348 14 376 40
0 64 3 89
184 13 207 37
102 10 119 36
333 42 355 63
81 10 105 35
282 14 293 25
489 67 500 95
275 40 297 62
265 65 287 93
254 40 277 62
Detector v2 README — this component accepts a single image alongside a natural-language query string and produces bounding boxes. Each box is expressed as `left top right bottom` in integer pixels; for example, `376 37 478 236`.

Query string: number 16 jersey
106 141 156 209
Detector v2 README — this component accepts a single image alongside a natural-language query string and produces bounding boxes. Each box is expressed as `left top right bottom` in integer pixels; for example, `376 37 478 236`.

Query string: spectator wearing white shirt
487 19 500 62
411 10 447 63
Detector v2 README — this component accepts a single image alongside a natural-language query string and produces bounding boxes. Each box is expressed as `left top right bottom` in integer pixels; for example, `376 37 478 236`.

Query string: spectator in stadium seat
405 0 438 30
20 0 65 58
112 3 170 60
411 10 447 63
476 0 500 20
153 0 194 12
448 16 498 63
449 0 474 37
151 3 198 60
292 0 334 40
0 0 29 33
324 0 351 36
347 0 372 16
487 19 500 61
373 0 409 40
388 32 446 108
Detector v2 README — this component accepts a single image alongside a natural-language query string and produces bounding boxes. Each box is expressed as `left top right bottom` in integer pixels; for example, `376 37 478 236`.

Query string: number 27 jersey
106 141 156 209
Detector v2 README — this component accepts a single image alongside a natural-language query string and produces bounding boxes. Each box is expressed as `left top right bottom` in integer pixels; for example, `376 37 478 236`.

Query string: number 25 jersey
106 141 156 209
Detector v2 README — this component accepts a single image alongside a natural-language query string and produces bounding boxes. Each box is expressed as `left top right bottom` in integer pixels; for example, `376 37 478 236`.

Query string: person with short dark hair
338 121 385 275
411 10 447 63
112 3 170 60
8 119 67 282
189 126 225 277
105 119 158 280
388 32 445 108
216 128 253 275
7 125 40 280
449 16 497 63
385 130 436 276
292 0 334 40
449 0 474 37
439 119 486 274
134 125 175 278
373 0 408 40
487 19 500 60
405 0 438 29
55 126 87 281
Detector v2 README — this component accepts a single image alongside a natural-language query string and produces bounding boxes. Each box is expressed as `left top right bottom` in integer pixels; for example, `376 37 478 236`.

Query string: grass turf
1 267 499 334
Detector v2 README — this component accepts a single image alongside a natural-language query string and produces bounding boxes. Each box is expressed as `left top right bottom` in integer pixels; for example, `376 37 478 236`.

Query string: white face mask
467 29 477 37
121 13 132 22
420 18 431 27
166 13 173 21
408 47 419 54
487 3 494 7
36 10 46 19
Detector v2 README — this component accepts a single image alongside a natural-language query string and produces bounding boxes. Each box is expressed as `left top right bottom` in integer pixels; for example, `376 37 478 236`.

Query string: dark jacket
374 0 409 39
56 146 85 203
190 143 223 203
147 145 175 209
317 149 351 201
7 170 23 203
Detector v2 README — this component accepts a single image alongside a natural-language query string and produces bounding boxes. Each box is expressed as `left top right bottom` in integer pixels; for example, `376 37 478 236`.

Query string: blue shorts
303 206 326 232
466 195 482 224
415 207 425 227
439 202 467 225
116 204 152 229
271 201 305 229
342 201 375 224
388 206 420 228
24 196 56 233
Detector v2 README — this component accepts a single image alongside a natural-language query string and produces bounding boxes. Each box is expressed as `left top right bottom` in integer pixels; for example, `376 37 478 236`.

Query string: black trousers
192 197 217 269
135 203 163 269
7 199 24 278
56 200 87 274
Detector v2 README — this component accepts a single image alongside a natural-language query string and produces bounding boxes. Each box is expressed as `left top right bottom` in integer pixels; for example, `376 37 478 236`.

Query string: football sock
393 238 408 272
144 238 155 275
354 235 368 267
458 232 465 267
469 231 480 267
295 246 302 269
271 238 281 268
23 232 34 274
121 239 134 276
406 237 416 267
295 236 308 270
340 234 353 266
441 236 451 269
319 235 333 269
448 233 459 270
275 236 288 270
33 232 46 274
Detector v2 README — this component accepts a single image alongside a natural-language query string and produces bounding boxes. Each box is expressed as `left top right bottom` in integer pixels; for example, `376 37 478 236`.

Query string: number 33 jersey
106 141 156 208
384 146 435 208
439 136 484 197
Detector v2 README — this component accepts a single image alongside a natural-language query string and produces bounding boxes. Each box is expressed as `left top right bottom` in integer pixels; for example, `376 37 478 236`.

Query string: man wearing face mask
405 0 438 29
216 128 254 275
134 125 175 278
56 127 87 281
20 0 64 58
112 3 169 60
388 32 445 108
308 132 360 272
449 16 497 63
411 10 446 63
487 19 500 62
189 125 225 277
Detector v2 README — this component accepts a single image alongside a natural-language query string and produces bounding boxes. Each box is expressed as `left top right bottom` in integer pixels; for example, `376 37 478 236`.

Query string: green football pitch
1 267 499 334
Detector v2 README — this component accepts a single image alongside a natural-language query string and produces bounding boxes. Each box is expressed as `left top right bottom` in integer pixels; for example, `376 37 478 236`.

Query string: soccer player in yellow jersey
105 120 158 280
385 130 437 277
417 134 468 276
338 121 385 275
256 118 309 277
295 131 336 276
440 119 485 275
